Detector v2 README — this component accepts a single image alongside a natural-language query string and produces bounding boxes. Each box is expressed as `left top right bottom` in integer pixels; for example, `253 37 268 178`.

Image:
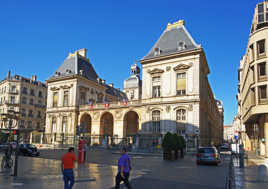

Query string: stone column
265 114 268 158
114 120 124 145
91 120 100 145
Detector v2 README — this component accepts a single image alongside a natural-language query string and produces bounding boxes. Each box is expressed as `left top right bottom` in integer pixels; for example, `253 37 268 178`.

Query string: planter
163 150 172 160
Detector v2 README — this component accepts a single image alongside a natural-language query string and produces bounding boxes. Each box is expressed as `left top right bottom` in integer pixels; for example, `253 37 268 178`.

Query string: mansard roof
142 20 201 61
50 50 98 81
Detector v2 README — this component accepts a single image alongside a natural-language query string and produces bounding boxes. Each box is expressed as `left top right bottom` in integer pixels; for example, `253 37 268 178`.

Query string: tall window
37 111 41 118
29 98 34 105
20 120 25 128
21 109 26 117
258 62 266 77
62 116 68 133
22 87 27 94
97 93 103 103
22 97 27 104
38 91 43 98
177 73 186 96
63 91 69 107
28 121 32 128
52 117 57 133
80 91 86 105
28 110 33 117
152 110 160 133
257 39 265 57
152 76 161 98
53 92 58 107
30 89 35 96
249 44 254 62
176 109 186 121
259 85 267 100
10 96 15 104
258 3 264 22
11 86 16 93
176 109 186 135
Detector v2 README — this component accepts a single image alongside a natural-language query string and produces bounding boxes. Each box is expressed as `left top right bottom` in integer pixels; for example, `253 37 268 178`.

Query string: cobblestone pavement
0 150 230 189
234 152 268 189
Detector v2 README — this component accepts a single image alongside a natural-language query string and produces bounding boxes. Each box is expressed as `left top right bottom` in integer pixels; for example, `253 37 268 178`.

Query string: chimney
32 75 37 81
7 70 11 78
102 80 106 84
77 48 87 57
108 83 114 87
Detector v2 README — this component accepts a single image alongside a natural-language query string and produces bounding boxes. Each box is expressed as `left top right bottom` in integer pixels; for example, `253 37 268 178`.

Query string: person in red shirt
61 147 76 189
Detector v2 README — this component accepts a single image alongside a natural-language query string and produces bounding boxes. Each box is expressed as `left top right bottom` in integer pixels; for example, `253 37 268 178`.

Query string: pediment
50 87 60 91
173 64 191 71
147 68 164 74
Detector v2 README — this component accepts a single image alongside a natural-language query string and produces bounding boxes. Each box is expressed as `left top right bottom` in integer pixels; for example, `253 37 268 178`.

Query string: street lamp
0 110 20 177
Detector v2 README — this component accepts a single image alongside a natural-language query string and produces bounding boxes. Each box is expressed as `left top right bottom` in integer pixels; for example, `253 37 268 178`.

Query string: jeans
63 169 75 189
115 172 132 189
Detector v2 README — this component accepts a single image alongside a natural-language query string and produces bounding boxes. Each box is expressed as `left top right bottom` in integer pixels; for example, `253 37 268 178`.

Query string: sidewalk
0 155 146 189
233 151 268 189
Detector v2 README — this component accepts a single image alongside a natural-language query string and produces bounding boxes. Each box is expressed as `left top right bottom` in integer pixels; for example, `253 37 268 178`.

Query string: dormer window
177 41 187 51
154 47 161 56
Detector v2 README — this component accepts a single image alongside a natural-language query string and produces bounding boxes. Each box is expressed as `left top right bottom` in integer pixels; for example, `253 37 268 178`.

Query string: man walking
61 147 76 189
115 147 132 189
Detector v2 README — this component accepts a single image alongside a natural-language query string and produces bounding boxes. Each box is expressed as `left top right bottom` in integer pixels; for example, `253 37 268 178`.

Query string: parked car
196 147 221 165
0 143 8 152
19 144 40 157
220 143 230 151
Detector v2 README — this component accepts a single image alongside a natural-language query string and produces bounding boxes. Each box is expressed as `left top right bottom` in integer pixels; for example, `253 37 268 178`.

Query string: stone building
0 71 47 142
44 20 223 148
238 0 268 157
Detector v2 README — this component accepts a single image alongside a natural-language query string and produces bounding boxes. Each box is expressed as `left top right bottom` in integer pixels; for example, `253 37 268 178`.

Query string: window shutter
177 78 186 90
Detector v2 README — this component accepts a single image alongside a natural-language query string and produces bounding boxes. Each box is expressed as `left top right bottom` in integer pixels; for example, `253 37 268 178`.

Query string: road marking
11 183 24 186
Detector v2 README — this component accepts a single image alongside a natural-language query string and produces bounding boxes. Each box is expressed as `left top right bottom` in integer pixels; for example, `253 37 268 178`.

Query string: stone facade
44 20 223 148
238 1 268 157
0 71 47 142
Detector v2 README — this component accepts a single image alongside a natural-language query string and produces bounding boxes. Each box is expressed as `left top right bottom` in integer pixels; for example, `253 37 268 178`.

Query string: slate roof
50 54 98 81
142 24 201 60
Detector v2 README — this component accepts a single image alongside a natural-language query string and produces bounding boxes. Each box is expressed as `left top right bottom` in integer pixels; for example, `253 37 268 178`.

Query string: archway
123 111 139 137
80 113 92 134
100 112 114 136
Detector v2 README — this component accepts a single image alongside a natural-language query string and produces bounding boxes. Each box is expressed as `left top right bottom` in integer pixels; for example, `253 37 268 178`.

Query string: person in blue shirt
115 147 132 189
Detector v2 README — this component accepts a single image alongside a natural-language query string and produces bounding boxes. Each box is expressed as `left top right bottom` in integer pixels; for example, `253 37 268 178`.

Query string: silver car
196 147 221 165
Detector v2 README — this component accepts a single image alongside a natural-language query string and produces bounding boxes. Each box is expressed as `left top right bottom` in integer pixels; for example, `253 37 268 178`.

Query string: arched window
152 110 160 133
176 109 186 121
176 109 186 135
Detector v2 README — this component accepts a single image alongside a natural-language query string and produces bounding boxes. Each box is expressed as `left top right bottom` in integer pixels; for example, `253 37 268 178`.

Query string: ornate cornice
50 87 60 91
173 63 192 71
60 84 73 89
147 68 164 75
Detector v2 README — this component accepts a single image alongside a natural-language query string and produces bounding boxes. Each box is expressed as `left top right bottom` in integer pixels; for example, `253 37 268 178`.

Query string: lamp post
0 110 20 176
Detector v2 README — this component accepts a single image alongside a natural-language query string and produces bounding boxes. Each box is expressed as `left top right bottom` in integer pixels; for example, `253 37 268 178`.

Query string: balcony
5 100 19 106
79 100 142 110
8 90 19 95
259 98 268 104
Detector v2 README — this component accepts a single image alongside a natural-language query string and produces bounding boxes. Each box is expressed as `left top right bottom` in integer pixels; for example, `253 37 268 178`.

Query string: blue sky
0 0 262 125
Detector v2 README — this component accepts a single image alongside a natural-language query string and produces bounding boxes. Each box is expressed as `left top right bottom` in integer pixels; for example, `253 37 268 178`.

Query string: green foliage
172 133 181 151
162 133 186 151
0 132 9 144
179 136 186 148
162 132 173 151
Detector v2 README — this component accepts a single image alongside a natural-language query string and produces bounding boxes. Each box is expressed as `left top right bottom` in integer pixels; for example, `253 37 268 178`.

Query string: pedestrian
61 147 76 189
115 147 132 189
